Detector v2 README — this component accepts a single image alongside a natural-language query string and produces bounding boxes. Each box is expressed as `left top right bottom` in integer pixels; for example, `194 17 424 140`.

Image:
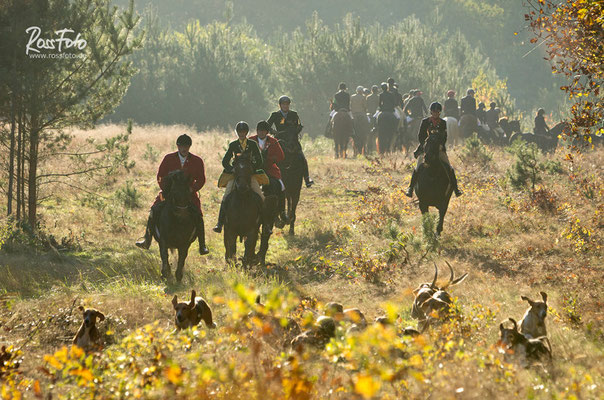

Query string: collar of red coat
248 134 277 144
168 151 201 161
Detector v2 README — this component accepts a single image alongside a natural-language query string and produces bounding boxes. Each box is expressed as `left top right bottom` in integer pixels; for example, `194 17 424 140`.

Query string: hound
519 291 548 338
172 290 216 331
73 306 105 350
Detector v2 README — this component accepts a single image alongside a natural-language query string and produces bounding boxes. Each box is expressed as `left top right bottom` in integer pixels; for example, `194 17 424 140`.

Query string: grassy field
0 124 602 399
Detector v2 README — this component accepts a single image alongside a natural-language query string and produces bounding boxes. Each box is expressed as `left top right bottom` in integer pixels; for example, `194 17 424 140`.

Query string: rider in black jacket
405 102 463 198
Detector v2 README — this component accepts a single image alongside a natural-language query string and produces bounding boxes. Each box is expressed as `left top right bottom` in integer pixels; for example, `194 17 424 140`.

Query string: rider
460 88 477 116
405 102 463 198
366 85 380 116
332 82 351 112
486 102 503 137
534 108 550 135
213 121 265 233
378 82 397 115
477 102 487 126
267 95 314 188
443 90 459 120
135 134 209 255
350 86 367 115
387 78 404 108
249 120 287 225
403 90 428 121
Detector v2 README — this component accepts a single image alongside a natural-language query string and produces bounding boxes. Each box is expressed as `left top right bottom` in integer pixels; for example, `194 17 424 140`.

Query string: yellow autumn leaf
43 355 64 370
409 354 423 367
355 374 380 399
165 365 182 385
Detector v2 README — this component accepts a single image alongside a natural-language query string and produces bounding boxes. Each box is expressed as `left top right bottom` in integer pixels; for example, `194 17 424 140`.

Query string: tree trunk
28 124 39 228
7 87 16 216
16 105 22 221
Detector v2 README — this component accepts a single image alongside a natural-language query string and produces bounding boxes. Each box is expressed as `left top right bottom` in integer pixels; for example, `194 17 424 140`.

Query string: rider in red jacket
249 120 287 226
135 134 209 255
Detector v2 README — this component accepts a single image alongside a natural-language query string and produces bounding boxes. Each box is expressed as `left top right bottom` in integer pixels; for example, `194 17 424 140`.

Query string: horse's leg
159 242 170 280
244 228 259 268
224 229 236 263
289 187 300 236
437 200 450 236
175 246 189 283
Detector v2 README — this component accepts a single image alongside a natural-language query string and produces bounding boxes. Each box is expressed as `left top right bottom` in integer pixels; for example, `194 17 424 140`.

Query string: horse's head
277 131 299 154
509 120 521 133
233 152 254 192
423 133 441 165
164 170 191 209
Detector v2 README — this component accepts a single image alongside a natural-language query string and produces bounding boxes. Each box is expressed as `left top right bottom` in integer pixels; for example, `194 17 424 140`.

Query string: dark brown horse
223 153 264 266
332 110 354 158
155 170 197 282
414 134 454 236
276 130 304 235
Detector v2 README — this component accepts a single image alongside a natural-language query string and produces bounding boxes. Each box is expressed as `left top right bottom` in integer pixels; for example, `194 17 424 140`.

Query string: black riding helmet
235 121 249 133
279 95 291 105
176 134 192 146
339 82 347 90
429 102 443 112
256 120 270 132
380 82 388 91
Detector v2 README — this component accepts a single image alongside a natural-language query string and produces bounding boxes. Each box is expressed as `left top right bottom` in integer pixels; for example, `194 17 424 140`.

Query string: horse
223 153 263 267
332 109 354 158
352 112 371 156
376 111 399 154
155 170 197 282
276 130 304 235
444 117 461 146
459 114 479 141
414 134 454 236
509 130 558 153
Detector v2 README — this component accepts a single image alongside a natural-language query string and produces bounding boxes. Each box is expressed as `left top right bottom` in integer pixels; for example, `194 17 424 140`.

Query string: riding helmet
447 90 455 97
235 121 249 133
429 102 443 112
356 85 364 93
339 82 347 90
176 134 192 146
490 102 496 108
278 95 291 104
371 85 379 92
380 82 388 91
387 77 395 85
467 88 475 95
256 120 270 132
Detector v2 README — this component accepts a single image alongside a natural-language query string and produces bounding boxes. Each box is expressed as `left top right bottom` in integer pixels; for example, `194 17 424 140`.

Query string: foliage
115 181 141 210
460 133 493 165
142 143 160 163
506 140 541 191
110 12 509 134
525 0 604 140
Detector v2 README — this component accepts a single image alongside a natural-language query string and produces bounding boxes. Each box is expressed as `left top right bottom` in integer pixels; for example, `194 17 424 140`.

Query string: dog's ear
255 295 261 304
172 295 178 308
189 290 196 308
96 311 105 322
499 323 504 331
540 291 548 303
521 295 534 306
508 318 518 331
78 305 85 312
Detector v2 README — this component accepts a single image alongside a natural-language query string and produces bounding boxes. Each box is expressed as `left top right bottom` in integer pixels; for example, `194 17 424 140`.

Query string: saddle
217 171 269 188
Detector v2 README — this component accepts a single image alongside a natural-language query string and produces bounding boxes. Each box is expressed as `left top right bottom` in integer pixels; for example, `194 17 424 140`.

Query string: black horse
276 130 304 235
376 111 399 154
414 134 454 236
155 170 197 282
223 153 265 266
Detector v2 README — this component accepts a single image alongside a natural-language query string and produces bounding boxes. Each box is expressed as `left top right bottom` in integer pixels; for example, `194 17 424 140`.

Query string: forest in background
106 0 566 132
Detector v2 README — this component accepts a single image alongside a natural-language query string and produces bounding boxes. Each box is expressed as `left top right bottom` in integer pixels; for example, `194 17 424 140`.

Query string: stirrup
405 187 413 198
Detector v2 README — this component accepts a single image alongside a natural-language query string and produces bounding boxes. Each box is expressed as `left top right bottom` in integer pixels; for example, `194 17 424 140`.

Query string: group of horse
330 108 574 157
150 129 306 282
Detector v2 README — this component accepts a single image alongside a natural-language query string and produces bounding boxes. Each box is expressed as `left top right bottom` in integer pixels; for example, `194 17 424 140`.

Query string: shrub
460 133 492 165
115 181 141 209
506 140 541 191
142 143 159 163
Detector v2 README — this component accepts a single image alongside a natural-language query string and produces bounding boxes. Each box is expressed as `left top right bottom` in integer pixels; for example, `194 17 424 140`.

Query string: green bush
460 133 492 165
506 139 541 191
115 181 141 210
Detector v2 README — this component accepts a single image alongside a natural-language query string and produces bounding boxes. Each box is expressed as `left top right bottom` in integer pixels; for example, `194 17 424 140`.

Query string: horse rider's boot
299 152 314 188
405 170 418 198
213 201 226 233
193 210 210 255
135 208 155 249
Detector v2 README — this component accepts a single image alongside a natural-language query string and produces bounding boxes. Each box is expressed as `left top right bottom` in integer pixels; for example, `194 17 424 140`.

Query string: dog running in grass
73 306 105 350
172 290 216 330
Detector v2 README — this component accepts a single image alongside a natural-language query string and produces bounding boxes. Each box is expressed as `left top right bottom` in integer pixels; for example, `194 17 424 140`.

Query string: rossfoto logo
25 26 87 59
